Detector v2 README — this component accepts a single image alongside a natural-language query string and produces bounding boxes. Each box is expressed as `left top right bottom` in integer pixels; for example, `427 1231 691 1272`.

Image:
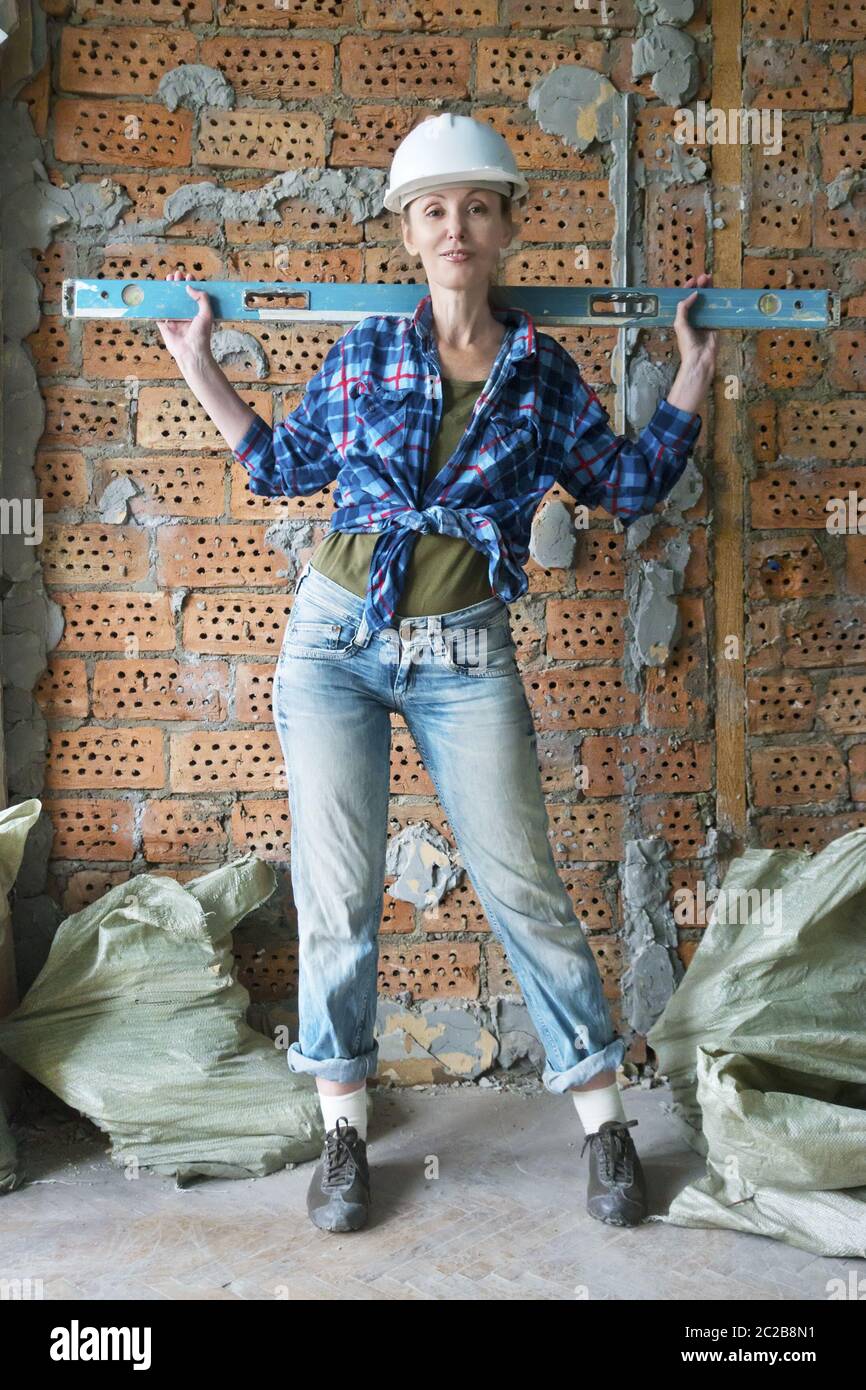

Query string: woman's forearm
666 360 713 416
178 353 257 453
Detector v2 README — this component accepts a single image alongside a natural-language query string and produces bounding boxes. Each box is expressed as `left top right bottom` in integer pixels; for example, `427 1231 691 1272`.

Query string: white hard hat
383 113 530 214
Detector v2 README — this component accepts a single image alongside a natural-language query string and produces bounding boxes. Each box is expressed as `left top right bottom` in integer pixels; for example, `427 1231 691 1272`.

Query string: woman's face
400 186 514 294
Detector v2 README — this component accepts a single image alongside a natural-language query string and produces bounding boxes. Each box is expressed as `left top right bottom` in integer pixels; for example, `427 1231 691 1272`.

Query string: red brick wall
16 0 865 1056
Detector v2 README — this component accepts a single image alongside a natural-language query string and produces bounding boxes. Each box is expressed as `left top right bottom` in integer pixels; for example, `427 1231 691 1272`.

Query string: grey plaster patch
210 329 269 378
162 167 387 232
263 521 303 579
527 66 621 152
826 167 866 211
13 805 54 898
529 499 576 569
157 64 235 115
626 559 682 669
494 999 545 1071
11 891 64 997
657 137 708 187
632 25 700 105
98 475 141 524
385 821 464 908
375 997 497 1081
4 709 46 799
635 0 695 22
619 838 682 1035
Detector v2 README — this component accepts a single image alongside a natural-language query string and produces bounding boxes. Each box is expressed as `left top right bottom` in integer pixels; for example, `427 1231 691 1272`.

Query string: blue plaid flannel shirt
232 293 703 636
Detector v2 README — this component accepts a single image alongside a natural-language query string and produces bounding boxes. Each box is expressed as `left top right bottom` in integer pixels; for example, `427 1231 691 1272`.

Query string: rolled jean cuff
286 1040 379 1085
541 1036 627 1094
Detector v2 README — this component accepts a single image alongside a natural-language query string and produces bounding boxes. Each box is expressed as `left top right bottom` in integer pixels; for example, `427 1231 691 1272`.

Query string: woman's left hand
674 272 717 376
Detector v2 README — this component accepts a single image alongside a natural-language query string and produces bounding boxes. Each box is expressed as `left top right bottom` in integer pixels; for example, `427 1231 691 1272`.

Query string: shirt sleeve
232 335 349 498
555 366 702 528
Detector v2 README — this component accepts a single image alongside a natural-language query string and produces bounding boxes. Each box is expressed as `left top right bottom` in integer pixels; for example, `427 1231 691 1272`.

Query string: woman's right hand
156 269 214 370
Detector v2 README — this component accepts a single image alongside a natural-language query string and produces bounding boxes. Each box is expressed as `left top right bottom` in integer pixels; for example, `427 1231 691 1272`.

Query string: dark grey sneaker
581 1118 647 1227
306 1116 371 1232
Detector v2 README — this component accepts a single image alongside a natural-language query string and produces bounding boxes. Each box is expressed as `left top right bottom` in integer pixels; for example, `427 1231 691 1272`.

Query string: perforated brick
141 800 227 862
233 941 299 1002
752 331 826 390
235 663 277 724
748 119 811 249
572 530 624 591
230 246 363 284
62 869 131 914
231 463 336 520
40 386 130 446
634 103 708 175
503 244 612 288
848 743 866 800
646 596 709 730
40 524 149 584
340 36 471 99
58 26 198 96
92 245 224 287
79 0 211 19
744 0 805 39
43 798 136 861
196 110 325 172
485 940 521 997
778 400 866 461
45 728 164 789
381 884 415 935
35 450 87 511
844 537 866 595
390 729 435 796
818 675 866 733
80 172 222 241
54 592 175 652
378 942 480 999
218 0 350 27
645 185 708 288
34 240 75 307
829 332 866 392
547 801 624 862
535 732 579 793
747 605 782 670
170 731 285 792
91 456 225 520
225 190 364 245
545 599 626 662
814 189 866 251
781 602 866 667
639 796 706 860
809 0 866 38
136 387 270 450
743 254 836 293
756 811 866 851
230 799 292 858
580 737 712 797
638 522 708 582
199 36 334 98
155 525 288 588
92 660 229 722
182 593 291 657
588 934 624 1000
751 465 866 527
54 99 193 168
476 39 604 100
751 743 848 806
746 673 816 733
517 179 614 244
749 400 778 468
525 668 640 731
744 42 848 109
34 659 89 719
422 879 492 934
747 536 833 601
362 0 496 28
27 319 72 376
504 0 634 26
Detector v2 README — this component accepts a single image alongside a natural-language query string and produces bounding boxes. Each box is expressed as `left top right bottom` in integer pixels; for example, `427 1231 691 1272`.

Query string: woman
157 113 716 1236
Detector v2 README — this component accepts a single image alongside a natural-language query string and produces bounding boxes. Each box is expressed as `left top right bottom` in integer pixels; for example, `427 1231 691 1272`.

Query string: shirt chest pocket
470 412 542 500
351 385 409 467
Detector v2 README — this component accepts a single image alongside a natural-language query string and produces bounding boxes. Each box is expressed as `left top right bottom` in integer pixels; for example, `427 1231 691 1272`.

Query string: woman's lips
442 252 471 260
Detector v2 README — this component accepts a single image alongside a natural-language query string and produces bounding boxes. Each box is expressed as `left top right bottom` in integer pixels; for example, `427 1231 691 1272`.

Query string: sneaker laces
580 1118 638 1184
322 1115 361 1190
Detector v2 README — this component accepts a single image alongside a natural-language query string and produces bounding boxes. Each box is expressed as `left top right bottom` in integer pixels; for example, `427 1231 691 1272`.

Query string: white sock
571 1082 627 1137
318 1084 368 1141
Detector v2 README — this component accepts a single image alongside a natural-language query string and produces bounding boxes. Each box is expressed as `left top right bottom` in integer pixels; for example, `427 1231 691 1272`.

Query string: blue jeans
273 560 626 1093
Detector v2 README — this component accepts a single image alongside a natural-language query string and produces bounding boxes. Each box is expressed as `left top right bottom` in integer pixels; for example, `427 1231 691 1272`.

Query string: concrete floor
2 1076 863 1301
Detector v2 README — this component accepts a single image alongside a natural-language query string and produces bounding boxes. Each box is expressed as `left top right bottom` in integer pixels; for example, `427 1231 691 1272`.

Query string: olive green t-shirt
310 377 495 617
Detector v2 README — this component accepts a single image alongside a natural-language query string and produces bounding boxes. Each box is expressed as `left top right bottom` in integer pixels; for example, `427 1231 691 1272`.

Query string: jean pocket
281 612 361 661
439 618 517 677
